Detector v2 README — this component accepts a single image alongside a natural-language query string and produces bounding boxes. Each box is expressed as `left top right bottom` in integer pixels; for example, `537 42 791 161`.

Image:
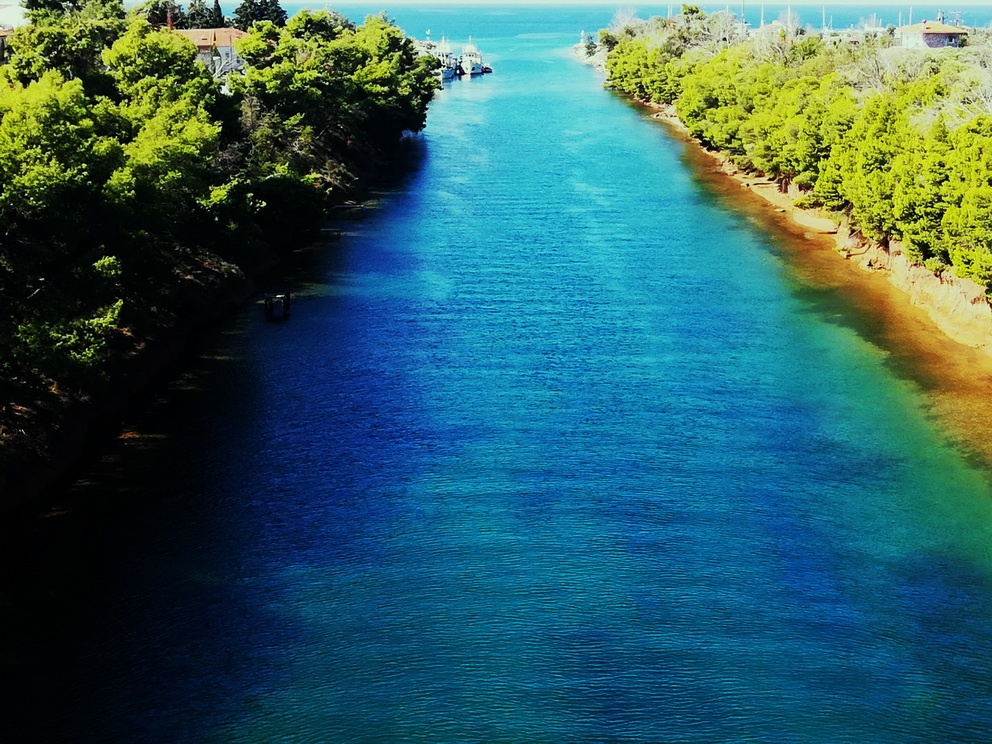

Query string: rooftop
898 20 969 35
173 28 249 48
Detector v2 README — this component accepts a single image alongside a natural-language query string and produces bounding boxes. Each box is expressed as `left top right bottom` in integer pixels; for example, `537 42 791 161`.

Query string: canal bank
663 115 992 468
654 103 992 361
600 82 992 467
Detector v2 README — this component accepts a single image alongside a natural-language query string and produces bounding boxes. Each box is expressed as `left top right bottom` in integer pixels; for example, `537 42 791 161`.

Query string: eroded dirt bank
646 103 992 361
645 104 992 468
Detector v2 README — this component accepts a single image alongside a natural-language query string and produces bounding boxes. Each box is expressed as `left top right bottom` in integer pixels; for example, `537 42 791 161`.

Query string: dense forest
590 6 992 286
0 0 439 499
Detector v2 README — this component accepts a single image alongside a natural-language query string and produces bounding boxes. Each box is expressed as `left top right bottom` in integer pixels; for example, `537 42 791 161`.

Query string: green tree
137 0 188 29
0 0 440 489
891 117 951 262
101 20 220 225
210 0 224 27
0 72 128 391
186 0 213 28
232 0 285 30
8 10 126 90
940 115 992 283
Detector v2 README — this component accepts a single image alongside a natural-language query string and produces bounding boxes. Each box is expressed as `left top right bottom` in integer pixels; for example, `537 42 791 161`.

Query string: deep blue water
5 6 992 743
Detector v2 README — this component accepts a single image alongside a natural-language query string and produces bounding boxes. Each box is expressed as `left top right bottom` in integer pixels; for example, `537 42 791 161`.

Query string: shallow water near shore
5 7 992 743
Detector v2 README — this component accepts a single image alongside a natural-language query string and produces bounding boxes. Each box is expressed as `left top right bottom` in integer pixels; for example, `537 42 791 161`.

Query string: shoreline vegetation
0 0 439 509
578 5 992 362
649 100 992 355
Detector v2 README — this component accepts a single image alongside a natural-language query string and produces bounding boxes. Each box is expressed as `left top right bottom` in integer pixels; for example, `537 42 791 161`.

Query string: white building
173 27 249 77
898 20 968 49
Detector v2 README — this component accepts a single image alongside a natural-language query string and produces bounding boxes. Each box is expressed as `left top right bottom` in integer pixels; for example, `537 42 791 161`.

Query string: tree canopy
0 5 438 492
231 0 286 31
597 8 992 286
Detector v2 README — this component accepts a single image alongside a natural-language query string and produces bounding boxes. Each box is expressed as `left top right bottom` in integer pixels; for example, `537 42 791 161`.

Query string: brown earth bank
646 100 992 360
644 102 992 467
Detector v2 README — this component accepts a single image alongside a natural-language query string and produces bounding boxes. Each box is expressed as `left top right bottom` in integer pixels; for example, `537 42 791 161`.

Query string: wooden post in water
264 290 292 320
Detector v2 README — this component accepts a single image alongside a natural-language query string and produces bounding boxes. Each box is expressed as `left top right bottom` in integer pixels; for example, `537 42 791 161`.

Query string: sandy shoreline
642 100 992 467
646 102 992 360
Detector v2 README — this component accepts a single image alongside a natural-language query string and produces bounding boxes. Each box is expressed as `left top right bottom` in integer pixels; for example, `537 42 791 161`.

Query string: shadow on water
0 326 307 739
0 133 434 743
256 133 430 294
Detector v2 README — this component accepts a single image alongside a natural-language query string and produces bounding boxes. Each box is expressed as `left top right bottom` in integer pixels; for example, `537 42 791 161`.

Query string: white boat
459 37 488 75
416 35 459 81
436 37 458 79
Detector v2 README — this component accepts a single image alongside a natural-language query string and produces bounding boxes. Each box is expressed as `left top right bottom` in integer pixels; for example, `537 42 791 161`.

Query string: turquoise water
5 7 992 742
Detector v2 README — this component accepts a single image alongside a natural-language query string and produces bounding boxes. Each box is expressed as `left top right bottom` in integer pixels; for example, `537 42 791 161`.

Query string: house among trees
0 3 24 62
174 27 248 76
898 19 968 49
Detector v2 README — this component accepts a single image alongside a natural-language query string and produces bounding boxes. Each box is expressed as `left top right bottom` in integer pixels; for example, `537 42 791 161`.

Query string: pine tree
186 0 213 28
231 0 257 30
232 0 284 30
141 0 188 29
256 0 286 25
210 0 224 27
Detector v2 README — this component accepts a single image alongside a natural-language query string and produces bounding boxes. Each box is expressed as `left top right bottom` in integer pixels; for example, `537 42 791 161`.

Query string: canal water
6 6 992 743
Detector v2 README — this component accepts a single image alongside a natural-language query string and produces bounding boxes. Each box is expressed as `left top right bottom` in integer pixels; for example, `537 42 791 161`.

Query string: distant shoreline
573 44 992 365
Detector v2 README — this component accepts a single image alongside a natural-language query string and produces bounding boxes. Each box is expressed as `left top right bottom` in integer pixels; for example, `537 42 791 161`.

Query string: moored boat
459 36 488 75
416 34 460 81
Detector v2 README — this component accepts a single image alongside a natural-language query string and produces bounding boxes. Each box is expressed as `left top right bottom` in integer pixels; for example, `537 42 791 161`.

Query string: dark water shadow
0 134 434 742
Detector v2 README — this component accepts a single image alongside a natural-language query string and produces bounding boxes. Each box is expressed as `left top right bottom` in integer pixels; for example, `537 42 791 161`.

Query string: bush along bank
584 5 992 352
0 1 440 506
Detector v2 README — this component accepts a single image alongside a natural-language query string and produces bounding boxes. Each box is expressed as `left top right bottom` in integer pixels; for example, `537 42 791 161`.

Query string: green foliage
103 19 216 116
606 38 684 104
940 115 992 284
135 0 187 29
891 116 950 262
832 92 901 241
211 0 225 26
8 10 126 90
232 0 286 31
0 4 437 481
181 0 225 28
231 10 438 188
600 14 992 289
186 0 213 28
15 300 123 376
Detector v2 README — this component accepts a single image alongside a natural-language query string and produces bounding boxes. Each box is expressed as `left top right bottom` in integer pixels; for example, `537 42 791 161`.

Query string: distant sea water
294 3 992 39
6 4 992 743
